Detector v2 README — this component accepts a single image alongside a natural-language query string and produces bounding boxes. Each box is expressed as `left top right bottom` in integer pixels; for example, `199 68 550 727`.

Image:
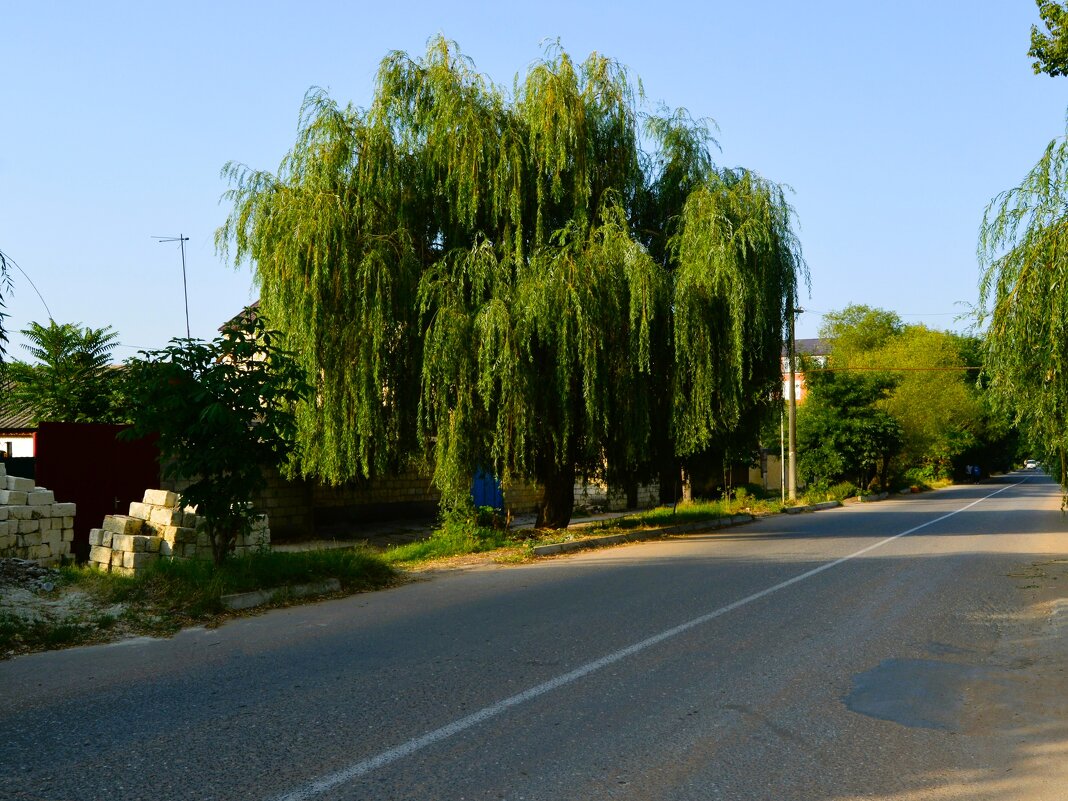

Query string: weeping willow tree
219 37 804 527
979 129 1068 483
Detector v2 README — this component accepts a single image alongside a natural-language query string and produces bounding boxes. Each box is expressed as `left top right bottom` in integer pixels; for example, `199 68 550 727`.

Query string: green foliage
123 310 308 565
818 304 903 363
818 306 1006 480
384 519 513 564
978 123 1068 479
797 369 903 490
1 320 125 424
1030 1 1068 76
218 37 804 528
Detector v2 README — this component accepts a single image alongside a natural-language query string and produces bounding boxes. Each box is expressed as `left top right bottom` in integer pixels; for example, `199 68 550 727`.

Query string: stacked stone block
88 489 271 575
0 462 76 567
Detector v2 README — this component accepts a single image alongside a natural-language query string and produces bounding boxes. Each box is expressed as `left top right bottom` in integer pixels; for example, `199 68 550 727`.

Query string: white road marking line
272 480 1025 801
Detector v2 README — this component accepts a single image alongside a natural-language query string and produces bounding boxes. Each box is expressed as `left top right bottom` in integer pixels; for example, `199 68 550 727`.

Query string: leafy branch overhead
218 37 806 528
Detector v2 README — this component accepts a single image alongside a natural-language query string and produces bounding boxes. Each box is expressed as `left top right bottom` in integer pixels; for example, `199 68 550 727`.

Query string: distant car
1024 459 1038 470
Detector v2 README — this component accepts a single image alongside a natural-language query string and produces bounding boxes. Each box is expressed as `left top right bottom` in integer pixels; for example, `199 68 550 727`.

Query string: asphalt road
3 473 1068 801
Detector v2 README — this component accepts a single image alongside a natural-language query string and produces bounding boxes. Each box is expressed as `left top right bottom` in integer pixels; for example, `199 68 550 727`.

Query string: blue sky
2 1 1066 359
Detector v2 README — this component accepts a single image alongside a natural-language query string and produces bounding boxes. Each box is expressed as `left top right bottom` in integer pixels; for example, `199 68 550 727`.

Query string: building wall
0 434 34 458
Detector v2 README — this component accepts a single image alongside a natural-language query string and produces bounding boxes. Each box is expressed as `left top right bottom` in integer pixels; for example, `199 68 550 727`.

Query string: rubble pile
88 489 270 575
0 463 75 567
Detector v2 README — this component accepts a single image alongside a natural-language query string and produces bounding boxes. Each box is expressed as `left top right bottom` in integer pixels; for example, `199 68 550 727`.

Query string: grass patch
0 612 103 654
1 546 398 658
384 523 517 565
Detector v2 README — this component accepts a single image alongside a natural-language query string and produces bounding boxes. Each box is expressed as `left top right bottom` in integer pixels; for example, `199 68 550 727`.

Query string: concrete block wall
0 462 75 567
88 489 271 576
574 478 659 513
502 479 542 515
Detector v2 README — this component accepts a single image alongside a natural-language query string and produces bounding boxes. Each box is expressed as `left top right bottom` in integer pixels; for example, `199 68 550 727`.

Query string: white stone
27 490 55 506
52 502 76 516
149 506 184 527
111 533 134 552
6 476 34 492
143 489 178 507
89 545 112 564
103 516 143 536
0 490 28 505
128 502 151 520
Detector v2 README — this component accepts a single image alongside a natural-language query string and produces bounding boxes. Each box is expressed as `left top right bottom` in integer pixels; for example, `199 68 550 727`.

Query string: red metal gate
34 422 160 562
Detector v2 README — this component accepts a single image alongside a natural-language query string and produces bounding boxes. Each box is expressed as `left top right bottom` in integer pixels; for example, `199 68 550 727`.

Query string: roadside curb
527 491 902 558
221 578 341 611
784 500 843 515
530 514 755 556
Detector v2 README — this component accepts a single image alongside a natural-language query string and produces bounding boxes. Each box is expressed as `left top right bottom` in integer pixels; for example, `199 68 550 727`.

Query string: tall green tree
796 370 903 491
219 38 804 527
1 320 124 424
1030 1 1068 76
819 307 992 479
979 124 1068 482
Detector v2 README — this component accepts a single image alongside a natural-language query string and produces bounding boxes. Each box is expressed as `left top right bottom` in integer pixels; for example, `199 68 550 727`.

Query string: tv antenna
153 234 190 338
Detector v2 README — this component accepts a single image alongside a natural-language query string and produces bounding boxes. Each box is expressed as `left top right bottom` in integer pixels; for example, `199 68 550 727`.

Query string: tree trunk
536 462 576 529
658 460 679 505
623 474 639 511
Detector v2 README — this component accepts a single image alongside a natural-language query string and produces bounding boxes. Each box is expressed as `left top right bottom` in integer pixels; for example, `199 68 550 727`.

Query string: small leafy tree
1030 1 1068 76
124 310 307 565
797 370 903 491
1 320 124 424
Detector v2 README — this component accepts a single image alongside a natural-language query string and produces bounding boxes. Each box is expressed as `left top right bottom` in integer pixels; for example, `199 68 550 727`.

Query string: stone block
9 506 32 520
52 502 76 516
89 545 112 564
183 543 200 558
61 528 74 542
27 490 55 505
110 550 124 567
111 533 134 552
6 475 34 492
0 490 28 505
0 533 13 550
196 531 211 548
88 528 104 547
111 565 134 576
103 516 143 536
0 507 7 521
128 502 152 520
0 462 5 477
62 516 74 528
143 536 162 553
17 520 40 535
159 539 173 557
122 551 158 569
149 506 184 527
143 489 178 507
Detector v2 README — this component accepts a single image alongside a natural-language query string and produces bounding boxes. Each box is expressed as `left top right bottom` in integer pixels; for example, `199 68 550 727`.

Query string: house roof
0 379 35 432
781 338 832 358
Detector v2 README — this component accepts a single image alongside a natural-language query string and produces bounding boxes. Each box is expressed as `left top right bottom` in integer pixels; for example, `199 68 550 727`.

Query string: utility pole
787 305 803 501
154 234 191 338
